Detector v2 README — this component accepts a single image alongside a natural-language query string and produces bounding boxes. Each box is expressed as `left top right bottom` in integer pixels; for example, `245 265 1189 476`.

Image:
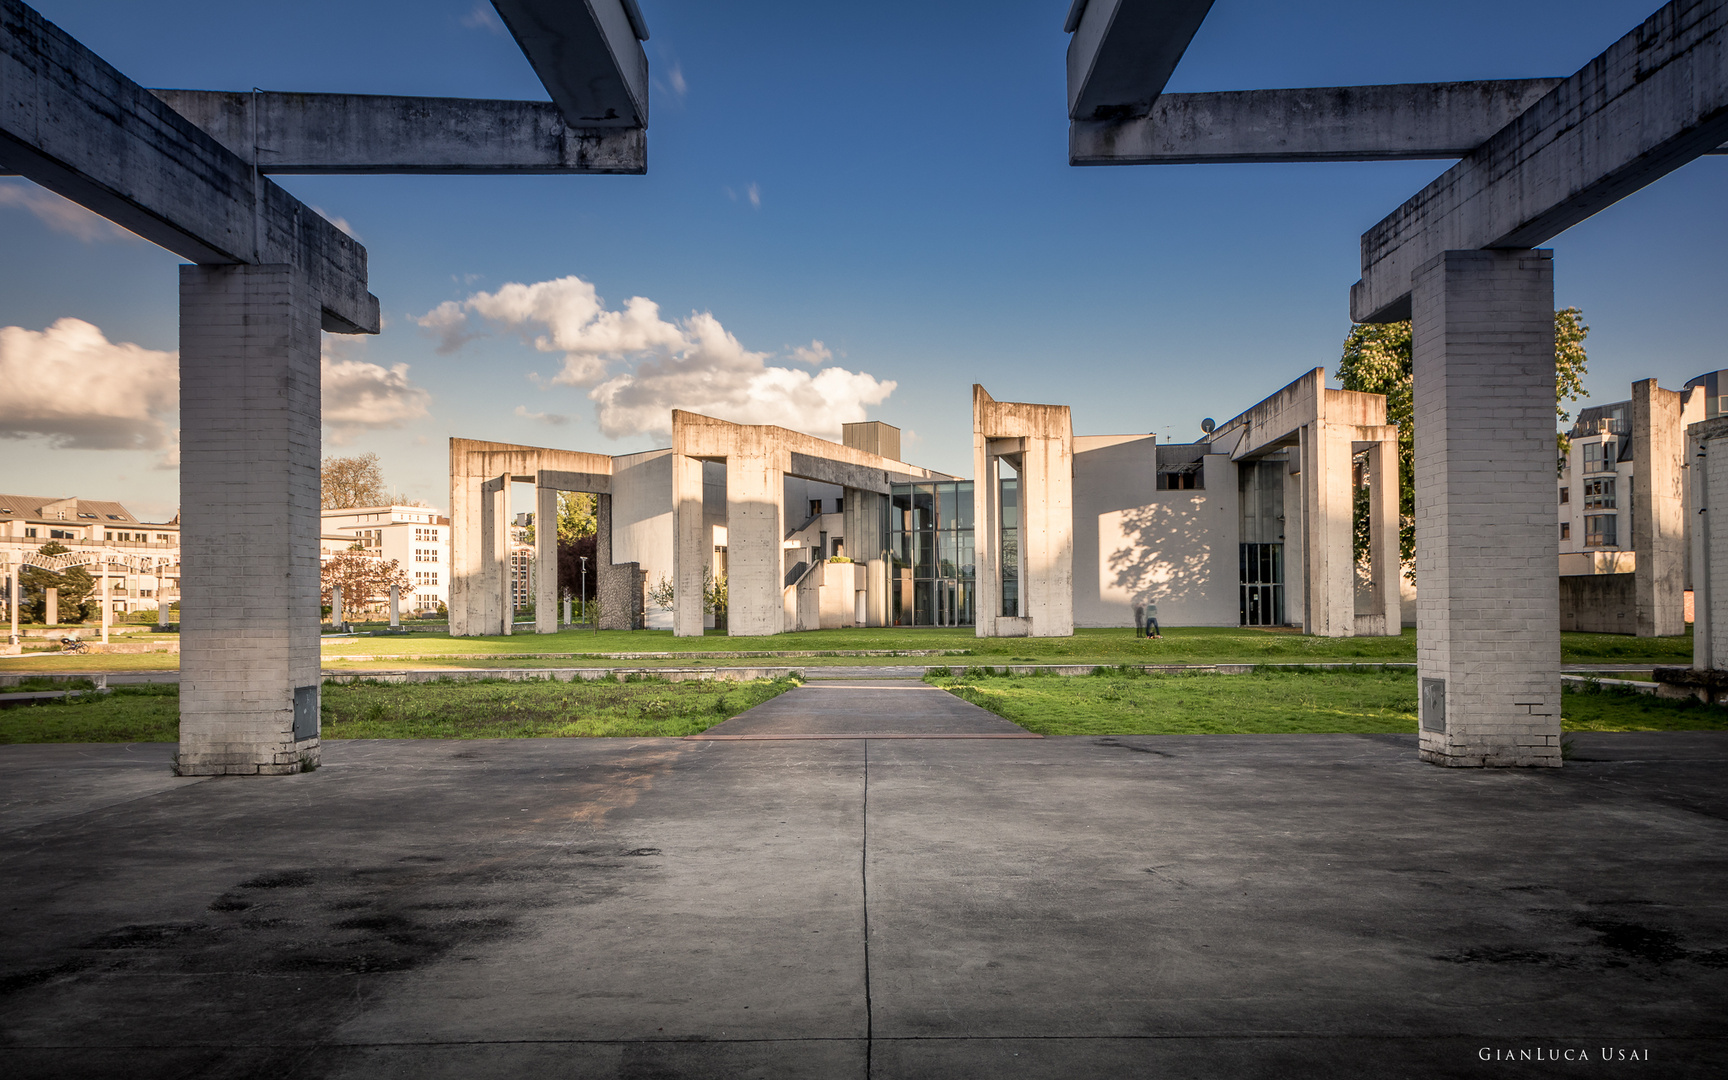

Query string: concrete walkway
2 732 1726 1078
693 678 1039 739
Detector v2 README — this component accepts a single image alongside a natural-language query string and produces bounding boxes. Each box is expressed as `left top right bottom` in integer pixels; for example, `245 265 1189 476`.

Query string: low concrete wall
1559 573 1636 634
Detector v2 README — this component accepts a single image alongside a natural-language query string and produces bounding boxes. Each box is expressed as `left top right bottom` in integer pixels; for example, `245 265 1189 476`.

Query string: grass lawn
926 667 1728 736
0 677 797 743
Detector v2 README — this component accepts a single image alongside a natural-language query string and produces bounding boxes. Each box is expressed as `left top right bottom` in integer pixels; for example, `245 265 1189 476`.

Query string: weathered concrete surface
1633 379 1689 638
1065 0 1216 122
0 0 378 333
492 0 648 129
2 732 1725 1077
1352 0 1728 323
148 91 645 174
699 679 1033 737
1072 79 1563 165
974 385 1075 638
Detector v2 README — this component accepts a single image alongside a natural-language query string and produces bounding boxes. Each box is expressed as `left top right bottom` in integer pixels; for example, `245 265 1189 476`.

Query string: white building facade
319 505 451 615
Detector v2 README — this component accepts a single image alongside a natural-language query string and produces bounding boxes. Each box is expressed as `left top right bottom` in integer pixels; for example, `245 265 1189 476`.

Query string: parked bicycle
60 636 89 655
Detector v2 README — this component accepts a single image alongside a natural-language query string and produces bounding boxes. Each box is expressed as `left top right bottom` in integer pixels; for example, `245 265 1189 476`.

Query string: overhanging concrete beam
1071 80 1562 165
150 91 645 175
492 0 648 129
0 0 377 333
1352 0 1728 323
1065 0 1215 122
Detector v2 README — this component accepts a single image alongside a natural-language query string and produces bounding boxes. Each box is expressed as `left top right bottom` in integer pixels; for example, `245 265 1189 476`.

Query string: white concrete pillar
45 586 57 627
725 447 784 636
157 589 169 628
9 559 18 644
1632 379 1686 637
1020 431 1075 637
389 584 400 627
489 474 511 635
100 562 110 644
447 460 485 636
177 263 321 776
535 483 559 633
973 455 1001 633
330 583 342 628
563 594 572 626
1302 422 1357 637
1368 433 1402 635
1410 249 1560 767
672 454 706 637
1282 455 1304 627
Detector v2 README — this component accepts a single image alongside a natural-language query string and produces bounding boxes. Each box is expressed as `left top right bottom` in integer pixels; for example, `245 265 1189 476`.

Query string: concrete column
45 586 57 627
1302 422 1357 637
1020 431 1075 636
974 455 1001 634
100 563 110 644
157 589 169 628
1282 455 1304 627
389 584 400 627
487 474 511 635
563 595 572 626
725 446 784 636
330 584 342 628
672 454 706 637
447 458 485 636
535 483 559 633
1368 434 1403 635
1632 379 1686 637
177 263 321 776
1410 249 1560 767
10 559 19 644
1691 422 1726 669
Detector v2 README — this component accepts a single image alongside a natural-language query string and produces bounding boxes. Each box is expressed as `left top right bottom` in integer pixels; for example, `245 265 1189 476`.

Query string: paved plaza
2 681 1726 1078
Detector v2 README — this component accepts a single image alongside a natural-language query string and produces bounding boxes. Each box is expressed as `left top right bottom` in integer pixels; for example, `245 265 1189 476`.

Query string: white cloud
460 2 505 33
748 182 762 209
310 205 360 240
669 62 688 99
515 405 569 426
321 339 433 443
0 319 177 450
789 340 832 366
416 275 897 440
0 180 137 243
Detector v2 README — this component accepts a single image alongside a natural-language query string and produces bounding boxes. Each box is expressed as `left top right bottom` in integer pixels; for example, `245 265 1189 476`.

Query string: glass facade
887 480 975 626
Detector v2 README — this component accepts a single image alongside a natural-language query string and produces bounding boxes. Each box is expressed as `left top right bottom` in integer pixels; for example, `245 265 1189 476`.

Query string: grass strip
927 666 1728 736
0 676 798 743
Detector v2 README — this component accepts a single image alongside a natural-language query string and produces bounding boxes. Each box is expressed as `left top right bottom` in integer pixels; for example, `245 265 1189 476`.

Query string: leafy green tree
1339 308 1590 578
20 541 96 623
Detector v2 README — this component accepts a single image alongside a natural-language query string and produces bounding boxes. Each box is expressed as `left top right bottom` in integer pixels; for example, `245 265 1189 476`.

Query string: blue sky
2 0 1723 521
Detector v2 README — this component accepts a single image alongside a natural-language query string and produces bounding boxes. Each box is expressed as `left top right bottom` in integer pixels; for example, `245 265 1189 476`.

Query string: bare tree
320 551 411 621
321 453 388 509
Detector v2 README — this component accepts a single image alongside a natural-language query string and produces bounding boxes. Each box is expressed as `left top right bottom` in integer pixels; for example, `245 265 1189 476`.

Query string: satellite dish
1200 418 1216 434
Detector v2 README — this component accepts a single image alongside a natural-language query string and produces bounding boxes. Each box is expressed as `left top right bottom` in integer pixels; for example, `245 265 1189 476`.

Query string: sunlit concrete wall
612 449 673 629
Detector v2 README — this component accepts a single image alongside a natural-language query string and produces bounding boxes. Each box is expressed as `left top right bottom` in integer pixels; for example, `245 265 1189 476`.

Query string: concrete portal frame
669 411 943 638
448 439 640 636
1209 370 1401 638
973 386 1075 638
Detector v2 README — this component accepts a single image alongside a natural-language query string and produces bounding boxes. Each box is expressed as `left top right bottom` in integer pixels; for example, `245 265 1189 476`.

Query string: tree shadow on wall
1105 498 1220 620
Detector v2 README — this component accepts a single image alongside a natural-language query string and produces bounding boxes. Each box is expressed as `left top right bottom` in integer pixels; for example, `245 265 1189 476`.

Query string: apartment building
320 505 451 614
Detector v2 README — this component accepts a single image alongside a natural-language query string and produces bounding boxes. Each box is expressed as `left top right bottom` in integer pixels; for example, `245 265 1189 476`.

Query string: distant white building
1 495 180 618
320 505 451 614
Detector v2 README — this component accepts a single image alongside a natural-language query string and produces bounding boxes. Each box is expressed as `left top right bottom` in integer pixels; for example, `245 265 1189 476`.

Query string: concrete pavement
1 730 1725 1078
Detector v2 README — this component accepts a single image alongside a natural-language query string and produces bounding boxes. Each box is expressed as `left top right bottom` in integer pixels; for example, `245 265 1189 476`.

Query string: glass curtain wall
888 481 975 626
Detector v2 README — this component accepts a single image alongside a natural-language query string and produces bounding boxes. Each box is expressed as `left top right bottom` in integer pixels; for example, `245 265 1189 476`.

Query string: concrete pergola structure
670 411 949 638
1204 370 1401 639
972 387 1075 638
1065 0 1728 766
1 0 651 773
447 438 644 637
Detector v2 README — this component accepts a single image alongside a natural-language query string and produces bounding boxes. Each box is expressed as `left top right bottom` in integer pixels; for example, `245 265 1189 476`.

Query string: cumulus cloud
0 180 137 243
415 275 896 440
321 339 433 443
789 340 832 366
515 405 569 426
0 319 177 450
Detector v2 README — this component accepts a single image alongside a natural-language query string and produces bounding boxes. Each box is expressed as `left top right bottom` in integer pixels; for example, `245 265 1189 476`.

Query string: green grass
927 666 1728 736
0 677 797 743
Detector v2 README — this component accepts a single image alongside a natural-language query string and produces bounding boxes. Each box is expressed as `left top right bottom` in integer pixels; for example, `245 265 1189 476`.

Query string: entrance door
1240 543 1285 626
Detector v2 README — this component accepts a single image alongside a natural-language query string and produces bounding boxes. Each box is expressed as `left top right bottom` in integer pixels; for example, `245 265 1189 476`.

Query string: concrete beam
0 0 377 333
148 91 644 175
1065 0 1216 122
492 0 648 129
1071 80 1562 165
1352 0 1728 323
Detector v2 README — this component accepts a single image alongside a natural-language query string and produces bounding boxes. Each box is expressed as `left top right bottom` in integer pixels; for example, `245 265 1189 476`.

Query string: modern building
1 495 181 620
447 366 1404 640
319 505 451 614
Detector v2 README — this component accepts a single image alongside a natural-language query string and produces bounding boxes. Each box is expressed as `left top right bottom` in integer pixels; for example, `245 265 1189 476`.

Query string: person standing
1146 599 1161 639
1132 602 1146 638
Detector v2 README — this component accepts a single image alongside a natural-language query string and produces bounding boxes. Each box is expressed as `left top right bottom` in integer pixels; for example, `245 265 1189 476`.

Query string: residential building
1 495 180 619
320 505 451 614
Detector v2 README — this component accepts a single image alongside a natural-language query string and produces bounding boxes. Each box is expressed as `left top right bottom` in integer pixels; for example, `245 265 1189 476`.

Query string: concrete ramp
690 679 1039 740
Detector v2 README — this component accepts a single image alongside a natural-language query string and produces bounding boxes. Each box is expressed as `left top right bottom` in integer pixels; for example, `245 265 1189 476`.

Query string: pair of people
1133 601 1161 639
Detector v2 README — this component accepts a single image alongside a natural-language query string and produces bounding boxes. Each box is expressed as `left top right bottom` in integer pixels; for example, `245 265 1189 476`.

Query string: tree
321 453 388 509
320 551 411 621
1338 308 1590 578
20 541 96 624
554 492 601 605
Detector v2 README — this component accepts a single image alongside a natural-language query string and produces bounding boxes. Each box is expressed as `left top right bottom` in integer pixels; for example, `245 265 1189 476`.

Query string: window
1585 514 1617 548
49 529 74 539
24 528 37 538
1584 440 1617 473
1582 478 1616 510
835 497 845 514
809 499 822 519
106 514 123 520
1561 522 1571 540
1559 486 1569 504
